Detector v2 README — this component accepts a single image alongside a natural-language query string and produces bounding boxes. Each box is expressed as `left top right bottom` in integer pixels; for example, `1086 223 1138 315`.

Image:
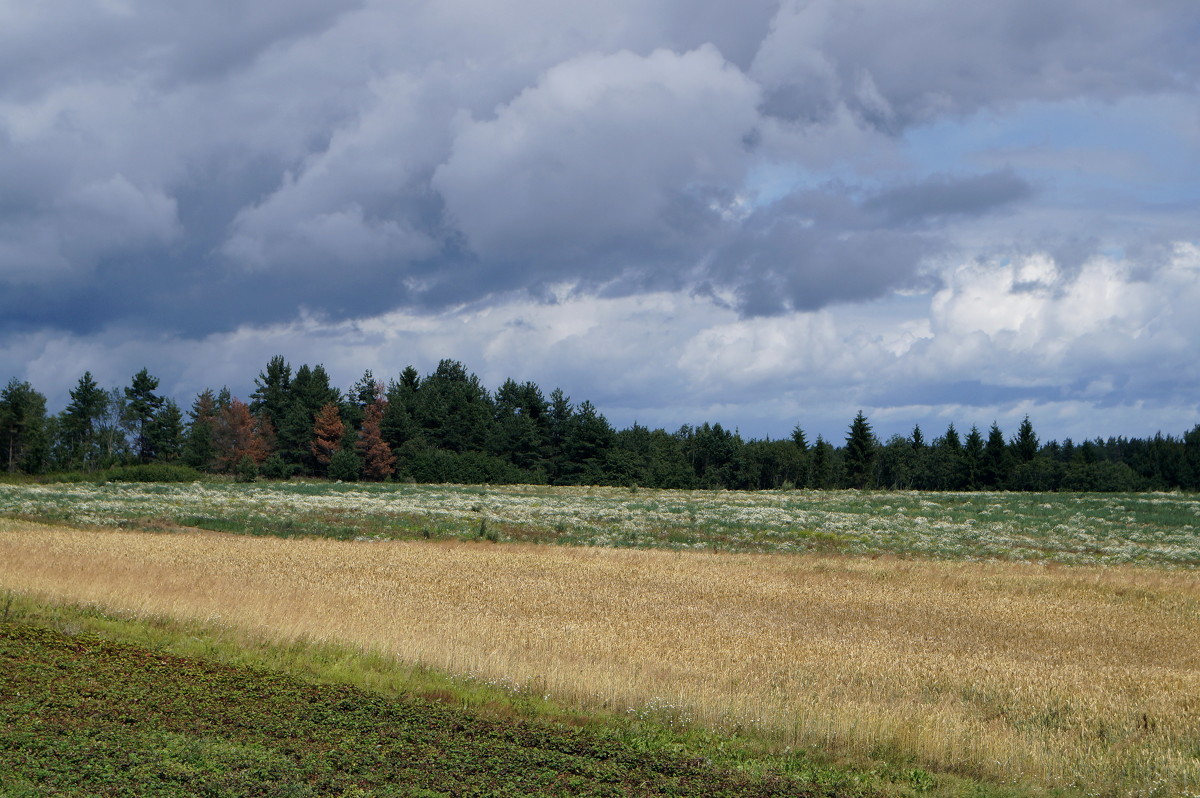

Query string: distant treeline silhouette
3 356 1198 491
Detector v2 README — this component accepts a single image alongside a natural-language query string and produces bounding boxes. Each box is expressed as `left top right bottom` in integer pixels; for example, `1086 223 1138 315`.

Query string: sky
1 0 1198 444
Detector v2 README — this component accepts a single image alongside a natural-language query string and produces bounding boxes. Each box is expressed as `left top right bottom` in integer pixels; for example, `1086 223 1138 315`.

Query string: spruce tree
982 422 1011 488
1012 415 1039 463
311 403 344 471
843 411 876 488
183 390 219 471
811 435 833 489
214 399 271 472
357 401 396 481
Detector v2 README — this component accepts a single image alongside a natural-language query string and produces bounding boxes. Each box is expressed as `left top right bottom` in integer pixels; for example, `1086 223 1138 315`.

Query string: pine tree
357 401 396 481
250 355 292 431
146 399 185 464
62 371 107 470
414 359 493 453
124 368 164 463
562 400 615 485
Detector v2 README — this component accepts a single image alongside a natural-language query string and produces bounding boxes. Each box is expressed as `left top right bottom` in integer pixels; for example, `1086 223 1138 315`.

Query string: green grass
0 481 1196 566
0 594 1033 798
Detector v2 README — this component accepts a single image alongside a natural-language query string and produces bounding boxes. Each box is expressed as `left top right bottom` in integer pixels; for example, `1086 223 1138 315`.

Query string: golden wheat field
2 517 1198 795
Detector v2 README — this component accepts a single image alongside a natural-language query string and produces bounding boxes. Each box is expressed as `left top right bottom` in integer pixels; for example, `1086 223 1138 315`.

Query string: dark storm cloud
0 0 362 97
751 0 1199 130
699 173 1032 315
709 189 938 315
863 171 1034 226
0 0 1196 338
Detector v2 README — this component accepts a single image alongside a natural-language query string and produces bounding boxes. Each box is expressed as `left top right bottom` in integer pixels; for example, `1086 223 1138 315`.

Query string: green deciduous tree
95 388 130 467
0 379 48 474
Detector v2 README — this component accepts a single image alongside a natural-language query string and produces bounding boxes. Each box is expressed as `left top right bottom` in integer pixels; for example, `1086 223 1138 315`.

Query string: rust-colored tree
214 398 272 472
357 400 396 481
311 403 344 467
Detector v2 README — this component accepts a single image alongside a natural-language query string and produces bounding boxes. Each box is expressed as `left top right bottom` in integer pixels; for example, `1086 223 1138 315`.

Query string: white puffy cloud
4 244 1197 444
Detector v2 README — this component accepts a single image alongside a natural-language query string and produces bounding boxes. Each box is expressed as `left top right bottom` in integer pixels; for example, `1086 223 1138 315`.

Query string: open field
1 481 1198 566
2 518 1198 796
3 622 852 798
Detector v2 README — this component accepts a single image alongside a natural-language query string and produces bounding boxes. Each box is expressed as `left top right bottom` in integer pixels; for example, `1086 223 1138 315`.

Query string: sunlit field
1 481 1198 566
2 518 1198 796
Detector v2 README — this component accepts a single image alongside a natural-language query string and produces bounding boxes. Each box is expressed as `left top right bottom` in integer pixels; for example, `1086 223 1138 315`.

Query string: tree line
2 356 1198 491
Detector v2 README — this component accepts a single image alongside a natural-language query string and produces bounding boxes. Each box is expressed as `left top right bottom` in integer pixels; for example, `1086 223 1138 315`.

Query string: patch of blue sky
741 161 824 207
902 95 1200 207
742 159 874 208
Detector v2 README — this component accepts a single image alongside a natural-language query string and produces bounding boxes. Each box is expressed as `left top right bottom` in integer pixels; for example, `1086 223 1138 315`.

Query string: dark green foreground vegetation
3 356 1199 492
0 596 1038 798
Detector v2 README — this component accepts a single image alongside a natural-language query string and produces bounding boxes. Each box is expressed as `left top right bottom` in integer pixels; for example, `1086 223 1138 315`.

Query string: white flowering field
1 480 1197 567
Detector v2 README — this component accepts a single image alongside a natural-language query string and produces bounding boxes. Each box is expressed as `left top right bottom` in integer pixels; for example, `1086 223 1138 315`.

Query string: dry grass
2 518 1198 795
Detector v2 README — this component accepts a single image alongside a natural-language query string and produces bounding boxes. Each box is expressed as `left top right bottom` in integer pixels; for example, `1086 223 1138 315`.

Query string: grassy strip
0 593 1035 798
1 481 1196 566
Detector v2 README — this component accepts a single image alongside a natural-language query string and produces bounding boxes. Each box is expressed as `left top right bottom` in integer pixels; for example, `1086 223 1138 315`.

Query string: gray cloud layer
1 0 1196 338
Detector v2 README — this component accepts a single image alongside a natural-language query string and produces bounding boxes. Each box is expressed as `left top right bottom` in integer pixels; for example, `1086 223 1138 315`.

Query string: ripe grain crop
1 519 1198 796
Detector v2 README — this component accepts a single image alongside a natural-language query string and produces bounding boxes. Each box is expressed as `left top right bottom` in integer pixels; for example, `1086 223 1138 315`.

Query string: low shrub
102 464 209 483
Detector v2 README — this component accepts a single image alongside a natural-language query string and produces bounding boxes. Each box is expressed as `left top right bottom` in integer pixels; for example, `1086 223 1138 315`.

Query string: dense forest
2 356 1198 492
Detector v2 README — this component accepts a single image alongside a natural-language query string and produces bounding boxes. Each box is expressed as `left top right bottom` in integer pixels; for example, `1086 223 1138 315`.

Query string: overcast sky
2 0 1198 443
